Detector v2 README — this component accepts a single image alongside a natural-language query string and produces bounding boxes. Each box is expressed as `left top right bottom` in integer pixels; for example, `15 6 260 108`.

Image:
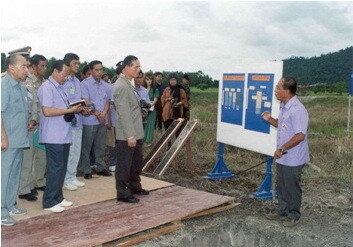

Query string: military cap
8 46 32 58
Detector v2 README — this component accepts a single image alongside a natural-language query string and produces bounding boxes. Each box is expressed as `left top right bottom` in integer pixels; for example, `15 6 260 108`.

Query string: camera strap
49 78 70 109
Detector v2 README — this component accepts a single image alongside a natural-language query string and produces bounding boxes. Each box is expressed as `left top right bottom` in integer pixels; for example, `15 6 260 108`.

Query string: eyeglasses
129 65 141 70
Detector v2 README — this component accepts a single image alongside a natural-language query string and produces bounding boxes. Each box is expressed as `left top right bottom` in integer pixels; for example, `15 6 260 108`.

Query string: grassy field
188 87 353 181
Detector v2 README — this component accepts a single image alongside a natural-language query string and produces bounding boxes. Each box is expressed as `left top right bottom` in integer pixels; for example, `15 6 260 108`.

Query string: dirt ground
123 146 353 247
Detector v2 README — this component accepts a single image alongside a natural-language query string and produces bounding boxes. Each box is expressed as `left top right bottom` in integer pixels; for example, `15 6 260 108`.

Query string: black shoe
19 193 38 201
84 173 92 179
132 189 150 196
34 186 46 191
96 170 112 176
31 189 38 196
117 195 139 203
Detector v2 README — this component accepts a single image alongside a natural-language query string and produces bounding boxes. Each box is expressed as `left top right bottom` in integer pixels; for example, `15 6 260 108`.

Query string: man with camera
38 60 83 213
80 60 112 179
113 55 149 203
134 71 151 127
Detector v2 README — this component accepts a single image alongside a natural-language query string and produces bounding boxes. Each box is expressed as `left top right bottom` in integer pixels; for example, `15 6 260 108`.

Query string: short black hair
52 60 65 72
282 77 297 95
30 54 47 66
183 74 190 81
63 53 79 66
115 61 124 75
116 56 138 74
82 65 90 75
89 60 102 70
123 55 138 67
155 72 163 77
5 54 21 69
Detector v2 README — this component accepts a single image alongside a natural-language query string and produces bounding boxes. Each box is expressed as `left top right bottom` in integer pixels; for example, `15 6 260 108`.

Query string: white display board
216 61 283 156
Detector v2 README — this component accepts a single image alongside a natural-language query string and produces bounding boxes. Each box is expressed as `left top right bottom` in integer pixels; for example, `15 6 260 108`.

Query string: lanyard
49 79 70 109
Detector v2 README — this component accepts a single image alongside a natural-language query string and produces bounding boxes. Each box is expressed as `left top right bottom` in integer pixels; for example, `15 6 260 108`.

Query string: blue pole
251 156 276 199
204 142 237 179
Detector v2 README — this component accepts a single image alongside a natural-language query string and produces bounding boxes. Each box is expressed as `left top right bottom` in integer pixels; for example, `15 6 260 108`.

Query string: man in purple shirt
38 60 82 213
80 60 112 179
62 53 86 191
135 71 150 127
262 77 309 227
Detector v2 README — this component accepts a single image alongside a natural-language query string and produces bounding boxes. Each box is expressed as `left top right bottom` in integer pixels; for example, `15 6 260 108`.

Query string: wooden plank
182 201 240 220
115 222 182 247
142 119 184 171
2 186 234 247
154 120 198 176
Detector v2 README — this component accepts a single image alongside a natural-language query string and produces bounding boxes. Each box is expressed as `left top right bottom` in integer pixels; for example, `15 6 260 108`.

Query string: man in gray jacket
113 55 149 203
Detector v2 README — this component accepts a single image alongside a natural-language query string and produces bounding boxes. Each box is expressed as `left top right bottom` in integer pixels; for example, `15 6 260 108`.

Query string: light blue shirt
1 75 29 148
37 77 72 144
276 96 310 166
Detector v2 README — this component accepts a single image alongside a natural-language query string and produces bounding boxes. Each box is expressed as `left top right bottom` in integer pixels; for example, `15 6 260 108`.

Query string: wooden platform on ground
2 186 236 247
13 175 173 220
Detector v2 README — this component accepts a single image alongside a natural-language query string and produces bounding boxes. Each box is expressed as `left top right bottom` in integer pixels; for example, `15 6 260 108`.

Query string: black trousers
275 163 305 220
115 139 143 198
43 144 70 208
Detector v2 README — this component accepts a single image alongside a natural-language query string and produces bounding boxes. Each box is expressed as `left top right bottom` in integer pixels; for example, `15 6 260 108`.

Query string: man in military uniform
2 54 30 226
18 54 48 201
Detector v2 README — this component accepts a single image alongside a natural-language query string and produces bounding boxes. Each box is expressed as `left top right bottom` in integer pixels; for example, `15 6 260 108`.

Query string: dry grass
184 93 353 181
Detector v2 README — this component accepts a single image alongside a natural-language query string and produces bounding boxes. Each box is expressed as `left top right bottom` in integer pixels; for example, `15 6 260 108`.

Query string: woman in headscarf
161 73 188 135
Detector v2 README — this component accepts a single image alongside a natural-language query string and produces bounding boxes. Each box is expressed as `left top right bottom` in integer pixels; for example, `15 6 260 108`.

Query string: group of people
2 47 310 229
1 48 191 226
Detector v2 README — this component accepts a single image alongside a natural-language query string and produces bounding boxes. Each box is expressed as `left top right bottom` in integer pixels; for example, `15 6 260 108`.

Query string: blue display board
244 73 274 134
349 72 353 95
221 73 245 125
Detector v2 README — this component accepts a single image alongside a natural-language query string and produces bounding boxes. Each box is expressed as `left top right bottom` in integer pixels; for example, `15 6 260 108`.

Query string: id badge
69 87 76 94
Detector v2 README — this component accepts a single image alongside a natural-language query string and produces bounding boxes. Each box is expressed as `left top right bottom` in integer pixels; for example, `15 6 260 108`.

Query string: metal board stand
205 143 237 179
251 156 277 199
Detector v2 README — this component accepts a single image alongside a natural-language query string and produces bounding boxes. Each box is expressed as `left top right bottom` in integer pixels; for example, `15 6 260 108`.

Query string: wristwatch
279 148 285 154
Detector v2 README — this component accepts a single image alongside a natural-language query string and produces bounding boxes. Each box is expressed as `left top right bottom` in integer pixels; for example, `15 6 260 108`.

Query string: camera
172 97 179 107
140 99 151 109
86 103 96 112
64 113 75 122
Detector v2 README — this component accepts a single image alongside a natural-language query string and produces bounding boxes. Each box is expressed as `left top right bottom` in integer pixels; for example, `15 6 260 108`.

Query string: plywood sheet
13 176 173 220
2 186 235 247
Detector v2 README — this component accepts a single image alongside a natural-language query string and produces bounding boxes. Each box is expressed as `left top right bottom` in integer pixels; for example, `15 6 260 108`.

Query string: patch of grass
185 92 353 182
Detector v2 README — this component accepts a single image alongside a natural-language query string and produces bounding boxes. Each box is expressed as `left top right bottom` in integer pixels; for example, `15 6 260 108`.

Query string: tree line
1 54 217 89
283 46 352 86
2 46 352 91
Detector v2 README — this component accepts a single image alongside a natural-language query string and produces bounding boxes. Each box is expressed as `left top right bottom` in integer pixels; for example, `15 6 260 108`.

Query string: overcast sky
1 1 352 79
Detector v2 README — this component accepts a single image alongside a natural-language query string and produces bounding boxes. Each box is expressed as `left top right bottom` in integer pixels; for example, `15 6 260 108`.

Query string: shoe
71 179 85 187
96 170 112 176
109 166 116 172
31 188 38 195
60 199 73 207
44 204 65 213
35 186 46 191
283 218 300 227
265 212 288 221
9 207 27 216
84 173 92 179
1 216 17 226
132 189 150 196
117 195 140 203
19 193 38 201
63 183 78 191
